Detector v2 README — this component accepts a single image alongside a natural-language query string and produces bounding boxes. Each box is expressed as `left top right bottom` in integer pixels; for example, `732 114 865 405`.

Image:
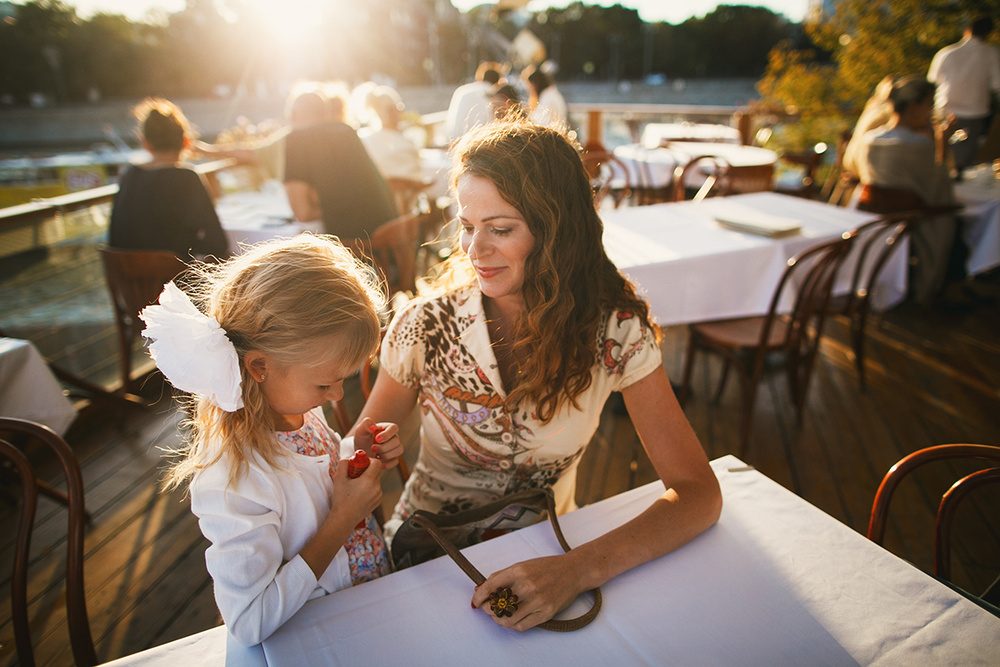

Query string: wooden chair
385 176 435 215
0 417 97 667
98 247 188 398
581 151 633 209
678 231 857 458
820 130 856 205
868 444 1000 598
672 155 730 201
720 162 776 195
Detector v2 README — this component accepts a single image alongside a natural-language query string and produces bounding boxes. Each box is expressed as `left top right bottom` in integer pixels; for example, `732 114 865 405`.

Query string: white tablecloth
614 142 778 189
641 122 743 147
0 337 76 435
954 171 1000 276
104 455 1000 666
215 181 321 252
601 193 901 327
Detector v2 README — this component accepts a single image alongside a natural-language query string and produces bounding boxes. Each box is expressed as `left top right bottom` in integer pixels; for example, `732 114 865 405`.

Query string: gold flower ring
488 586 519 618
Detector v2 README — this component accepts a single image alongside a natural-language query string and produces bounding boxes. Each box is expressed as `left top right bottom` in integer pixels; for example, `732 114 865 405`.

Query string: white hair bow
139 281 244 412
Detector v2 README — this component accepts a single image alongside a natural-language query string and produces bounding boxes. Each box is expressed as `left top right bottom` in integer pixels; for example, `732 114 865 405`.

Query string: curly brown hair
439 119 659 423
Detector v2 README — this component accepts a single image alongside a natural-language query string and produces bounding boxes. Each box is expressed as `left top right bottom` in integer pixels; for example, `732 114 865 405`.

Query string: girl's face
457 174 536 309
254 355 350 430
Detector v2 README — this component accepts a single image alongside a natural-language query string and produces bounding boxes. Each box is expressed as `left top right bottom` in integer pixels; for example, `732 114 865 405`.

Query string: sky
34 0 812 25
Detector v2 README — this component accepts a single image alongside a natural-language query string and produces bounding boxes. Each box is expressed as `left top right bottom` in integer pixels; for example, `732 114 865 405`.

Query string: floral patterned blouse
276 410 391 585
380 285 662 541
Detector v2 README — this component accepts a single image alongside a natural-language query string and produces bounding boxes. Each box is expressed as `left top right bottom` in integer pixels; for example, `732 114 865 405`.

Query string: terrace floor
2 270 1000 665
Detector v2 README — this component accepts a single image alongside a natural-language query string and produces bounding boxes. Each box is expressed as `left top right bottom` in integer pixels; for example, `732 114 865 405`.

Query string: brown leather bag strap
409 489 602 632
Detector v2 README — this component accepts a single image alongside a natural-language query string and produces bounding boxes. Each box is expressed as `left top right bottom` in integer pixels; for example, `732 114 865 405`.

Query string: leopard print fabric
381 285 662 538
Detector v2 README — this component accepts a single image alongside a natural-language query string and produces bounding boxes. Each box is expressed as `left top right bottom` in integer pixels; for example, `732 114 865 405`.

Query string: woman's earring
259 375 265 382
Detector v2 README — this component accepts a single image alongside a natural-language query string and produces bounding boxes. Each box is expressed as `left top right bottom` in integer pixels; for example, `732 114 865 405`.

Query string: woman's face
457 173 536 307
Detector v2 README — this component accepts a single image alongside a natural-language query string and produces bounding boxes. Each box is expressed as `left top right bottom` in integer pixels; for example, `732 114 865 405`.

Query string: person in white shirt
927 16 1000 178
359 86 423 182
142 235 403 646
523 65 567 130
445 62 504 141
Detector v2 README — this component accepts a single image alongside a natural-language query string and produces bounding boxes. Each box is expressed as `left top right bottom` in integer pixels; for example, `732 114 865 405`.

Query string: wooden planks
2 271 999 665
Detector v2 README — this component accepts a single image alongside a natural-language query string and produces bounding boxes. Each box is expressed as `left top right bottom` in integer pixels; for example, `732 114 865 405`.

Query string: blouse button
498 459 512 470
500 432 514 444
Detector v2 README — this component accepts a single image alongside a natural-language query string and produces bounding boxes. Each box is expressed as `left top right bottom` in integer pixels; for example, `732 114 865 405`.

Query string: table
0 337 76 435
600 193 902 327
640 122 743 147
614 142 778 190
214 181 321 252
104 454 1000 666
954 168 1000 276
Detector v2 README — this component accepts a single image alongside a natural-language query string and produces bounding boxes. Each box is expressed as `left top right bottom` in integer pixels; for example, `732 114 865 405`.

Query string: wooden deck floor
3 271 1000 665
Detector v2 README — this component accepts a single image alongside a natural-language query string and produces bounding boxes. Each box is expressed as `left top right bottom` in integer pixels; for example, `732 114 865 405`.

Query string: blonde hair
164 234 386 490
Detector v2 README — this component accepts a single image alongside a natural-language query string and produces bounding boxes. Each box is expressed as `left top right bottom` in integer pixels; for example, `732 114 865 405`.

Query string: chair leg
853 303 871 390
713 358 731 404
679 331 697 405
735 367 758 461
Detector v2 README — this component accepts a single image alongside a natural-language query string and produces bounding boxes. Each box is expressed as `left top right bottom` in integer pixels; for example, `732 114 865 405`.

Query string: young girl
140 234 402 646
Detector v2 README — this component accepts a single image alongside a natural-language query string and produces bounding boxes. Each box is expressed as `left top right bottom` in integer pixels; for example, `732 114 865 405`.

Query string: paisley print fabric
276 410 391 585
380 285 662 542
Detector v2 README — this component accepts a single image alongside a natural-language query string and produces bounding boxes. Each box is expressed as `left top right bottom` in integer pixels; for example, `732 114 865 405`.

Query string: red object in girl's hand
347 449 370 479
347 449 371 530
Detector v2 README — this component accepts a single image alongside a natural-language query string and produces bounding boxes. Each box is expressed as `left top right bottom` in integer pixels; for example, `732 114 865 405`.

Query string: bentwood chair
385 176 435 215
671 155 730 202
721 162 776 196
0 417 97 667
678 231 858 458
775 143 828 199
582 151 633 209
868 443 1000 609
98 247 188 398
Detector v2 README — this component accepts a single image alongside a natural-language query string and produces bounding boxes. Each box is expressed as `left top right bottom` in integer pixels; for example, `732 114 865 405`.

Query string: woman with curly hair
354 118 721 631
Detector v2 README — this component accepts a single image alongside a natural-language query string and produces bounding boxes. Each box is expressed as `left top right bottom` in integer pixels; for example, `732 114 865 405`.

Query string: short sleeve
600 310 662 391
380 296 429 390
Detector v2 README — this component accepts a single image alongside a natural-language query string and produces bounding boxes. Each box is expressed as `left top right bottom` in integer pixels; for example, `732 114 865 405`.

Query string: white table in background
215 181 321 252
103 454 1000 666
954 169 1000 276
0 337 76 435
641 122 743 147
601 192 901 327
614 141 778 190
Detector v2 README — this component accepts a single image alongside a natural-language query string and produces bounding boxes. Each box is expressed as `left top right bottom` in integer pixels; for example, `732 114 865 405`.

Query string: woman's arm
471 365 722 631
284 180 322 222
348 370 420 468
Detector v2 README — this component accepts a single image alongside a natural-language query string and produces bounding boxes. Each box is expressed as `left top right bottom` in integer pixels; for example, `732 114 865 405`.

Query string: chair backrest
720 162 776 195
868 444 1000 583
754 231 857 385
385 176 434 215
98 247 188 394
856 183 928 214
838 211 920 316
581 151 632 209
672 155 730 201
775 144 828 199
820 129 854 204
0 417 97 667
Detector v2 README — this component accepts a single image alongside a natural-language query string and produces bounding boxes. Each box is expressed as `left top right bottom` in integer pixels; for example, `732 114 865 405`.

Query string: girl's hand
356 417 403 470
331 454 383 528
470 554 583 631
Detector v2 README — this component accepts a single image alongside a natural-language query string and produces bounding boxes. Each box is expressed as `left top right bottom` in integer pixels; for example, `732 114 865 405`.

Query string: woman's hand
354 416 403 469
470 553 585 631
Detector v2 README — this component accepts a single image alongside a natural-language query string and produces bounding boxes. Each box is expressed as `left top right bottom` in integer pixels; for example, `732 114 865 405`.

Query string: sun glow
252 0 327 44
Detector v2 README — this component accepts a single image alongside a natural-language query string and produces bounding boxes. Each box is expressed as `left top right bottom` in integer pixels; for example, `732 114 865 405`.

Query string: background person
282 88 398 242
109 97 229 260
522 64 568 130
352 119 722 631
444 61 505 141
358 85 423 182
928 16 1000 179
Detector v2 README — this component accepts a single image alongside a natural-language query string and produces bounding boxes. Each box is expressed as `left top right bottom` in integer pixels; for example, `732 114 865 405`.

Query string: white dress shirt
928 36 1000 118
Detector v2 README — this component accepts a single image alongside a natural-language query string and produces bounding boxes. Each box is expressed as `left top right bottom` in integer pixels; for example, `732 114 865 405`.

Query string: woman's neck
144 149 183 168
271 411 305 432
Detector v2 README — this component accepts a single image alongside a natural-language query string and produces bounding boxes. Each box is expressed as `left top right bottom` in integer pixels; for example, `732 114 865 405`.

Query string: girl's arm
471 365 722 631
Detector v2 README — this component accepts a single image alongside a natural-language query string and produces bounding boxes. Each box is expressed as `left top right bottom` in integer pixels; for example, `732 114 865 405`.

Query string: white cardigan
190 419 355 646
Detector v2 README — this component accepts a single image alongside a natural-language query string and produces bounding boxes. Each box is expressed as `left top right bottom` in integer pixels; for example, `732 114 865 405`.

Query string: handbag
391 488 602 632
